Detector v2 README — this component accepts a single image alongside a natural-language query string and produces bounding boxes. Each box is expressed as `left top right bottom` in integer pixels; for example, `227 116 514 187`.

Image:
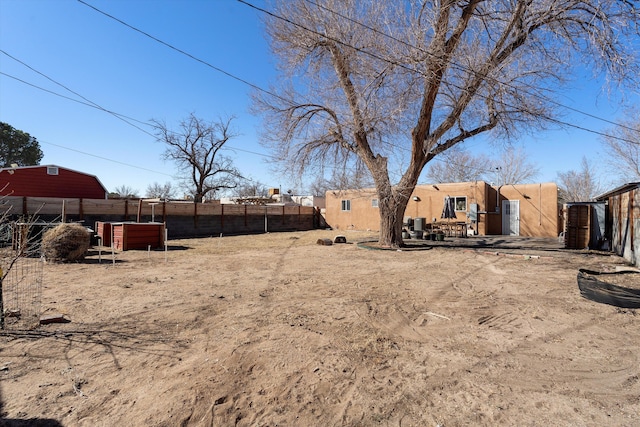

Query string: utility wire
39 139 175 177
1 68 285 176
0 49 155 138
1 67 276 161
301 0 639 135
1 62 283 177
1 64 488 179
0 3 560 185
237 0 639 145
0 71 153 130
9 1 618 183
76 0 292 107
77 0 637 151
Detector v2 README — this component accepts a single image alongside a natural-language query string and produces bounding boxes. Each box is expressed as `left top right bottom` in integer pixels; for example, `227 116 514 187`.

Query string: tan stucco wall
324 188 380 231
498 183 560 237
325 181 491 232
403 181 489 234
325 181 560 237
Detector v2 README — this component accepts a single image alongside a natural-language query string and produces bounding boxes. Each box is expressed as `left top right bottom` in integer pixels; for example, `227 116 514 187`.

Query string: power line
237 0 640 145
7 0 627 185
1 65 278 161
1 68 282 170
1 61 281 176
0 71 153 130
2 58 492 179
77 0 637 153
39 139 175 177
76 0 292 107
0 49 155 138
301 0 639 135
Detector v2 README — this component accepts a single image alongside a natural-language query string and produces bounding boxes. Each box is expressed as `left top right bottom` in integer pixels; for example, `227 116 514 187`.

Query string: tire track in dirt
171 241 356 425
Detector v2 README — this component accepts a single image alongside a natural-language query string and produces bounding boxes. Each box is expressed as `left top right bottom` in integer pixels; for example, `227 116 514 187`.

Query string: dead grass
41 223 90 262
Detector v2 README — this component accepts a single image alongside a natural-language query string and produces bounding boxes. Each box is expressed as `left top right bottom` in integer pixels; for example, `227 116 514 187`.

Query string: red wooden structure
110 222 165 251
95 221 112 247
0 165 107 199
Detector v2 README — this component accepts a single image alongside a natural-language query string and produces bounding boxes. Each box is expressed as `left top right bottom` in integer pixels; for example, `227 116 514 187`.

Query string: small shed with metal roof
596 182 640 267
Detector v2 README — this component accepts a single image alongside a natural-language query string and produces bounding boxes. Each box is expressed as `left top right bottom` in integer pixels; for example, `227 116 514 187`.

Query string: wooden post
194 201 198 227
136 199 142 223
630 189 635 247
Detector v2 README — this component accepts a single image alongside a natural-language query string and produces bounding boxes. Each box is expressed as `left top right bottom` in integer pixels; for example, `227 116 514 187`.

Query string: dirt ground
1 230 639 427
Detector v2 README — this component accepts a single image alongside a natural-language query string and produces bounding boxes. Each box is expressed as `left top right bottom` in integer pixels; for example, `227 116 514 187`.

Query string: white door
502 200 520 235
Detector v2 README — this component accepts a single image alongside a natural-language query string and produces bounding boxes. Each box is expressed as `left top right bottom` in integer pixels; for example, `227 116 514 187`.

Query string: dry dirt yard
1 230 639 427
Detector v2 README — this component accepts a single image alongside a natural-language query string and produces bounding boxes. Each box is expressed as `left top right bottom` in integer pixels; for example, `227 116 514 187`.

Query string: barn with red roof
0 164 107 199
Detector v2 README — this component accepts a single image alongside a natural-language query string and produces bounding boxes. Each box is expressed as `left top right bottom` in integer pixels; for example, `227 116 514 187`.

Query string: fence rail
0 196 325 238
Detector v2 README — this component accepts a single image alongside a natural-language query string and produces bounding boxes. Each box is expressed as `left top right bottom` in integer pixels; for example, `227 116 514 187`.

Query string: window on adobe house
454 196 467 211
341 200 351 211
371 199 379 208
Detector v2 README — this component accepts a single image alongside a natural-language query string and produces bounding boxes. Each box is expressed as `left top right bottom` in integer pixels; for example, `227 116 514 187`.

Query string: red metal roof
0 165 107 199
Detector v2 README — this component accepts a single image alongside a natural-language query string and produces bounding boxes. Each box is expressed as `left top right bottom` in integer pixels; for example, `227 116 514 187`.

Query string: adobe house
596 182 640 267
324 181 560 237
0 164 108 199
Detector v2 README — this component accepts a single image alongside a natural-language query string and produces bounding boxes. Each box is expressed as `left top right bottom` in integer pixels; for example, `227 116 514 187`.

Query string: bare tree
233 180 271 198
601 110 640 183
425 146 490 183
145 181 176 200
254 0 639 247
0 189 45 329
308 167 375 198
308 176 331 197
152 114 242 203
557 156 603 202
490 146 541 186
424 146 539 185
112 185 139 199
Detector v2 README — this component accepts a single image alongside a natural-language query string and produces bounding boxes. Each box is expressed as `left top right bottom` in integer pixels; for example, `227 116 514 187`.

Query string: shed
111 222 165 251
0 164 107 199
596 182 640 267
563 202 606 249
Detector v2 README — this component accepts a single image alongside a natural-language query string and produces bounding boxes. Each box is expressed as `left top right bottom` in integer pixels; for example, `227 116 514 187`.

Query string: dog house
108 222 165 251
95 221 112 247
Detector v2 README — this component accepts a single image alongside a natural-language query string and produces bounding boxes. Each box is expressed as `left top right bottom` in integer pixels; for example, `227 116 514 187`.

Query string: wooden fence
0 196 324 238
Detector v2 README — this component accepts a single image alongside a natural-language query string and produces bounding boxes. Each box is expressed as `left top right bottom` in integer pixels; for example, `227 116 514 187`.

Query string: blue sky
1 0 636 196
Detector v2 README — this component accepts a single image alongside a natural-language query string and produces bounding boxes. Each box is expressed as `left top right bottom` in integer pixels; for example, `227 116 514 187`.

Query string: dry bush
41 223 90 262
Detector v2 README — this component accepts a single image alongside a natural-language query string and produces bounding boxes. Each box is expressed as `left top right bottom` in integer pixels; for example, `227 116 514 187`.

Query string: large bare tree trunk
378 197 407 248
372 161 415 248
